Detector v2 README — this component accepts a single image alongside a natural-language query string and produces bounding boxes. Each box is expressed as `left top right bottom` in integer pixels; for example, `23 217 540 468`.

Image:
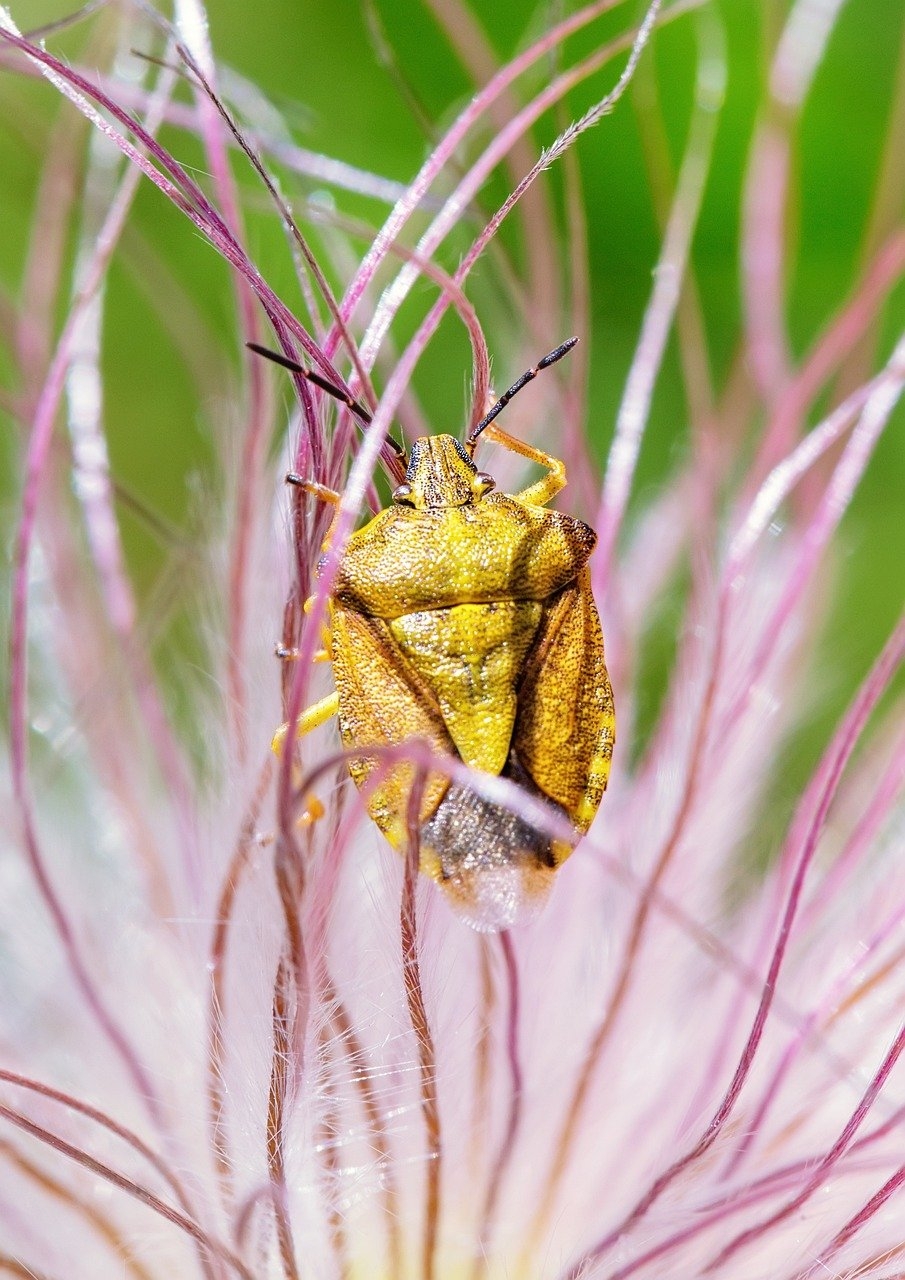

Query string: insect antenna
247 341 407 462
466 336 579 451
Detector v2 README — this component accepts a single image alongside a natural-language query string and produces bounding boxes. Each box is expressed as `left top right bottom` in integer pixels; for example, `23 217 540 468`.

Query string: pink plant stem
605 476 690 699
59 49 202 898
312 1016 350 1274
266 959 302 1280
594 4 724 587
770 0 851 111
725 333 905 877
470 931 523 1280
174 0 271 757
424 0 561 326
741 0 850 442
0 1132 155 1280
741 119 792 404
723 1098 905 1208
206 757 274 1213
0 1068 199 1225
594 1169 810 1279
704 1013 905 1271
402 788 441 1280
330 0 632 356
558 134 598 517
470 941 496 1184
807 1162 905 1277
0 1099 254 1280
16 100 83 384
799 721 905 932
320 972 403 1279
722 864 905 1180
357 0 684 379
751 231 905 485
558 610 905 1280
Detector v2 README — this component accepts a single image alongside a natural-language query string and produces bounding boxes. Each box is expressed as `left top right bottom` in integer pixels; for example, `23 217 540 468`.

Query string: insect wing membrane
331 607 453 845
514 569 615 831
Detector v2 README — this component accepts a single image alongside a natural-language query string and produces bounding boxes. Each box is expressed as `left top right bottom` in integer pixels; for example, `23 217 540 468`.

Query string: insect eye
475 472 496 494
392 483 415 506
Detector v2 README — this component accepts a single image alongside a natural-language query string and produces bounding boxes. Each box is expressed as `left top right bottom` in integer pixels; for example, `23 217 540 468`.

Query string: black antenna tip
467 337 580 445
539 336 580 369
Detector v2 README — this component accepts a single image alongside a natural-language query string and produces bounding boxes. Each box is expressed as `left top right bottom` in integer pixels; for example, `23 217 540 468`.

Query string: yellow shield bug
260 339 615 931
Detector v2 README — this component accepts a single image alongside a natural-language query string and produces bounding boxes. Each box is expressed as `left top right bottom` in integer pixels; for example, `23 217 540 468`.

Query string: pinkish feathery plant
2 1 905 1278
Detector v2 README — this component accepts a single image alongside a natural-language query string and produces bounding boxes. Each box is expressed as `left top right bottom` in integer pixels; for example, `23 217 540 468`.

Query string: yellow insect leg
277 645 335 665
287 477 340 505
276 593 334 665
480 421 567 507
276 643 331 663
286 474 342 549
271 690 340 829
270 691 340 756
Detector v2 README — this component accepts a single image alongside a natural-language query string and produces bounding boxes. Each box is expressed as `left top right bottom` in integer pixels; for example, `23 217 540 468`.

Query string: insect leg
270 691 340 827
276 642 331 663
271 690 340 756
286 471 345 550
270 687 339 829
286 474 341 504
269 465 344 826
479 421 567 507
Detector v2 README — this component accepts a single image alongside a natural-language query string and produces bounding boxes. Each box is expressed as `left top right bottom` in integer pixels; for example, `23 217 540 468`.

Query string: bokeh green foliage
1 0 903 793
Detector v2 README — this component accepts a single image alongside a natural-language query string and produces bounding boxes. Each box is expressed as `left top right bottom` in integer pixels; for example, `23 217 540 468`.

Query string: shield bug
262 339 615 931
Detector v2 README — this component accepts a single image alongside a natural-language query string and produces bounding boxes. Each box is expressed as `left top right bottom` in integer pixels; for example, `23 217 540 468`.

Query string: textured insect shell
324 457 613 929
512 567 615 834
330 477 597 782
328 596 583 932
331 489 597 619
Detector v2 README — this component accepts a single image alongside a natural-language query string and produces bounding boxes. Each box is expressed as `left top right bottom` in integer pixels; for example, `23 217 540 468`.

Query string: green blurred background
2 0 903 826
